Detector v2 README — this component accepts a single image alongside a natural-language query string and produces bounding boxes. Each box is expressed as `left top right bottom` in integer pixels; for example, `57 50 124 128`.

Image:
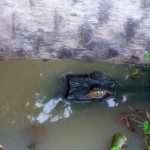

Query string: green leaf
144 121 149 132
132 71 139 76
145 51 150 62
27 143 35 149
146 127 150 134
111 147 120 150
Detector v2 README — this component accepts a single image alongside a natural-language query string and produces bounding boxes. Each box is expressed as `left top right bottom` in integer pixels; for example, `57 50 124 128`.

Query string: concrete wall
0 0 150 63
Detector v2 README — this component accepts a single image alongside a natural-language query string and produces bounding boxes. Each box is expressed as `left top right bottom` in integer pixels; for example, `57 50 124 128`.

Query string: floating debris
26 124 47 150
0 145 6 150
120 107 150 149
110 133 127 150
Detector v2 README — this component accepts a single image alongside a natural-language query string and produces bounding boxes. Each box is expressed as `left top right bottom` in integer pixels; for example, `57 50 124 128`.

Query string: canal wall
0 0 150 64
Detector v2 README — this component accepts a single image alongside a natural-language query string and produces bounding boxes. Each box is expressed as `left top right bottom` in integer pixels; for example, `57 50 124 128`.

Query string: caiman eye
96 92 100 96
94 91 103 97
90 88 107 98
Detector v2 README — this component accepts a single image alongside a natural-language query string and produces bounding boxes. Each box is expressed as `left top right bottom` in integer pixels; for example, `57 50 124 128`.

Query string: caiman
64 71 115 102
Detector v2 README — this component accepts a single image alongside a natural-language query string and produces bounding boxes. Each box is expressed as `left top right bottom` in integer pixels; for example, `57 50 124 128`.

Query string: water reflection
34 94 123 123
122 95 127 103
0 93 128 128
106 98 118 108
34 97 72 123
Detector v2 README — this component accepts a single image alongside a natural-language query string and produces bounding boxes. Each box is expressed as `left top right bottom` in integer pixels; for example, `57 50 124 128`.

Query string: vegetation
111 147 120 150
27 124 47 150
145 51 150 62
27 143 38 150
110 133 127 150
130 51 150 77
120 107 150 150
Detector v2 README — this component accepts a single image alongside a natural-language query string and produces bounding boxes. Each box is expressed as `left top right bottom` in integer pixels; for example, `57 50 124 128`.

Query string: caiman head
65 71 115 102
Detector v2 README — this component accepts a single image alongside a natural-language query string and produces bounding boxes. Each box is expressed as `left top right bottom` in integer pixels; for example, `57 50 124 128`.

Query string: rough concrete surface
0 0 150 63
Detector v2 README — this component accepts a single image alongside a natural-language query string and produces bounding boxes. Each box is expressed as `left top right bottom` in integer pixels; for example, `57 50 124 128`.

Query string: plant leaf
111 147 120 150
132 71 139 76
145 51 150 62
146 111 150 121
125 118 130 129
146 127 150 134
144 121 149 132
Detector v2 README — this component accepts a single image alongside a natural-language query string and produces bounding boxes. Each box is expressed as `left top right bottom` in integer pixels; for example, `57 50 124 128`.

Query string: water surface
0 59 150 150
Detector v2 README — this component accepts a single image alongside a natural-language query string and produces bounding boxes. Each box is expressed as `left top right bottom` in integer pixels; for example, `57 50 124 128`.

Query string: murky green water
0 59 150 150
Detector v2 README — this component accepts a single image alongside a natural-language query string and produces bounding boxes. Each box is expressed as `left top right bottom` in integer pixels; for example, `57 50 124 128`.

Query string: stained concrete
0 0 150 63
